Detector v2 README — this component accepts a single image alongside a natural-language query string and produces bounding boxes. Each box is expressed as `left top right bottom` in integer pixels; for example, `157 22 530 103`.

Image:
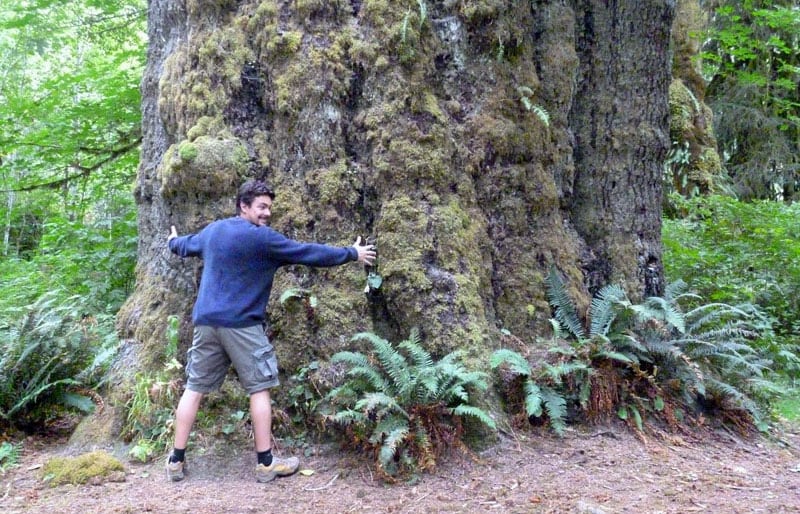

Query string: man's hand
168 225 178 243
353 236 376 265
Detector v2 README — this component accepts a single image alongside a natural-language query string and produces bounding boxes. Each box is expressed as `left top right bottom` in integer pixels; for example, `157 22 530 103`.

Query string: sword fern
324 329 495 478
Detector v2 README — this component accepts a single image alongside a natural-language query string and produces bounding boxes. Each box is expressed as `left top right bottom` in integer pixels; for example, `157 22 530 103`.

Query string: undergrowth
492 270 790 436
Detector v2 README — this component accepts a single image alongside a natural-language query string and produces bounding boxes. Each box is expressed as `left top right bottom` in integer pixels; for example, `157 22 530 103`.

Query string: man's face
240 195 273 226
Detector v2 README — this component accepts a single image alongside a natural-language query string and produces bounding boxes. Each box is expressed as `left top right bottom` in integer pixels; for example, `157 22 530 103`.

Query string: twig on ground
303 472 340 491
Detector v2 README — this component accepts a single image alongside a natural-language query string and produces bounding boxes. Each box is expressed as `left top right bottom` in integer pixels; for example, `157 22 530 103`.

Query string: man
165 179 375 483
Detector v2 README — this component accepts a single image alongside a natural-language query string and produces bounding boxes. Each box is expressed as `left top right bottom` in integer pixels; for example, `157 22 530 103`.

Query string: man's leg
250 389 299 482
250 389 272 452
174 389 205 450
166 389 204 481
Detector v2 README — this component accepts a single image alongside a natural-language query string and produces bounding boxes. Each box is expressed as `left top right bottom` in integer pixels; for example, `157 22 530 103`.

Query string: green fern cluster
493 270 787 435
324 330 495 478
0 291 116 428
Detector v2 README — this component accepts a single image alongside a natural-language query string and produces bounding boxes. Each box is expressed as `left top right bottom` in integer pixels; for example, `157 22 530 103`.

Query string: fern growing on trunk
322 329 495 478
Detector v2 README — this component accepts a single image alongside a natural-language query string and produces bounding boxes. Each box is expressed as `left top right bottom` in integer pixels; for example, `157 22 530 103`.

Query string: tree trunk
116 0 674 383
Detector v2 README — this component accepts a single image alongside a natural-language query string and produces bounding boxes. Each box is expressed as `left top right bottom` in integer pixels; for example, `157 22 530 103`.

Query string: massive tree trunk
116 0 674 383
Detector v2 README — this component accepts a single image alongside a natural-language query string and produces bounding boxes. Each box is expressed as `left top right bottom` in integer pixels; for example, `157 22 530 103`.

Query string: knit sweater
168 216 357 327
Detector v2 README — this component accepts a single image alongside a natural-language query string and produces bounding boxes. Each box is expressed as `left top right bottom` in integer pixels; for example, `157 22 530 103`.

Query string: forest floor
1 419 799 514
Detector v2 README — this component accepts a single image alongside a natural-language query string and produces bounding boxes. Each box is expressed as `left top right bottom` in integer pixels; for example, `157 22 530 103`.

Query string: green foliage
0 441 21 473
0 291 117 428
489 349 575 436
122 323 183 462
495 271 790 435
516 86 550 127
323 330 495 479
0 0 141 432
663 194 800 367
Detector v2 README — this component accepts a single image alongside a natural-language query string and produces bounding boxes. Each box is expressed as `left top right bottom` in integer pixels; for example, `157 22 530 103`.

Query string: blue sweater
168 217 357 327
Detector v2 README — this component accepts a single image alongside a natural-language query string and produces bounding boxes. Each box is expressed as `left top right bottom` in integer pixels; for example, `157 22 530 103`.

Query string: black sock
257 449 273 467
170 448 186 463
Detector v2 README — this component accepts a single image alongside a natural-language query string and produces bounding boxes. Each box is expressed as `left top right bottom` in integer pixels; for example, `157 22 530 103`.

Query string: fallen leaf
299 469 315 476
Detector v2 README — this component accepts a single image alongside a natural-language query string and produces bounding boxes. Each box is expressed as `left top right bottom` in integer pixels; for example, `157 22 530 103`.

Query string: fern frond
594 350 636 365
589 284 626 337
540 386 568 436
329 408 368 425
523 380 543 417
452 405 496 429
704 377 761 423
664 279 686 300
542 362 590 384
355 392 409 419
490 349 532 376
546 268 585 340
353 332 411 393
642 296 686 333
378 425 410 469
398 329 432 369
369 414 409 444
344 365 390 393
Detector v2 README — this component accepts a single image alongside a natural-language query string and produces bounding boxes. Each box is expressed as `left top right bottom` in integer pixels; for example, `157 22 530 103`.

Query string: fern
540 387 568 436
546 268 585 339
324 331 495 478
523 380 543 417
490 348 532 376
589 284 627 337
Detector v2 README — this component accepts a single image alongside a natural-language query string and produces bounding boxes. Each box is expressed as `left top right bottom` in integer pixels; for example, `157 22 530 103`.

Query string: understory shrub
0 291 117 429
663 194 800 378
322 330 495 479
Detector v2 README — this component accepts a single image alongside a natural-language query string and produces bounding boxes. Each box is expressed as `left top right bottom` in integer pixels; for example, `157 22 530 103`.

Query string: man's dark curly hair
236 180 275 214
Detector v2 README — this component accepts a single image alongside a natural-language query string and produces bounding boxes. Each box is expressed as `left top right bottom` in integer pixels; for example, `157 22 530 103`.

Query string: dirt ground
1 421 799 514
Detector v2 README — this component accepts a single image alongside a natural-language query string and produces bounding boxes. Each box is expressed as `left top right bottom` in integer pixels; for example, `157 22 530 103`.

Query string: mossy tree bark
116 0 674 387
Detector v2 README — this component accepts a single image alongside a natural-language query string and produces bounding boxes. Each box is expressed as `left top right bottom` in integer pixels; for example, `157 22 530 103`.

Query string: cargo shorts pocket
253 344 278 382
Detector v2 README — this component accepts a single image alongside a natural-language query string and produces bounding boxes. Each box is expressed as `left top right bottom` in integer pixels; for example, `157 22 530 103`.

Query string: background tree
118 0 675 400
0 0 145 428
701 0 800 201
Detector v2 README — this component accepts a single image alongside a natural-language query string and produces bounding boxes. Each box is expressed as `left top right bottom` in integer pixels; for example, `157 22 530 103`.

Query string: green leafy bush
663 194 800 376
323 330 495 479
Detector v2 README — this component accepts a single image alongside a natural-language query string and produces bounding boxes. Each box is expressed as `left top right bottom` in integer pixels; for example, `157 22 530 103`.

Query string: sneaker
255 455 299 483
166 457 185 482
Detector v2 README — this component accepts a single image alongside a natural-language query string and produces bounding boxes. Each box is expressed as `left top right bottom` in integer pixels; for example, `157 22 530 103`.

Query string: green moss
307 160 359 206
42 451 125 486
267 30 304 57
186 115 227 142
377 195 432 293
294 0 348 20
160 134 249 199
460 0 504 23
177 141 198 162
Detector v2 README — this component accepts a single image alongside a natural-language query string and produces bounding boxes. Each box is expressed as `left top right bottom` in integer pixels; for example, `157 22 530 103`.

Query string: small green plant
490 348 584 436
323 330 495 479
279 287 318 321
0 441 21 474
123 371 179 462
516 86 550 127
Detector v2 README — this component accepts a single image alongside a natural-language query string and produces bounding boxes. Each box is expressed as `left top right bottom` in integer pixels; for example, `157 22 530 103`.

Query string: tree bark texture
118 0 675 375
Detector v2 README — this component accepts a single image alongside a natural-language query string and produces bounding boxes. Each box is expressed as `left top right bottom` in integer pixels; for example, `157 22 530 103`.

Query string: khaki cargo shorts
185 324 279 395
